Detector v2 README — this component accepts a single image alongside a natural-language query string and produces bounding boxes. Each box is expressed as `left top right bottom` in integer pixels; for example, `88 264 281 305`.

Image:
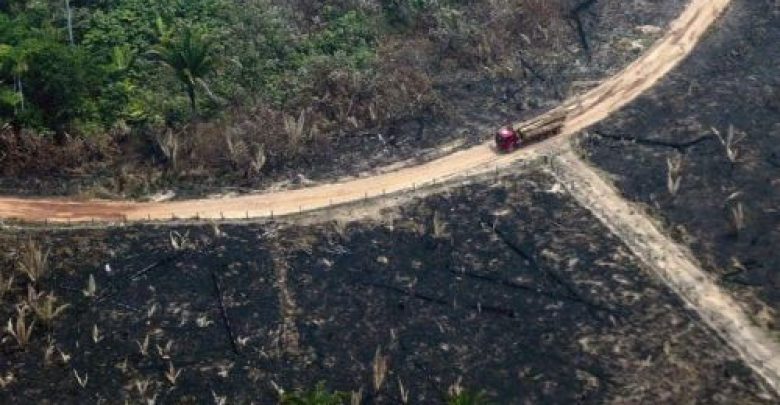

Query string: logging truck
494 109 568 153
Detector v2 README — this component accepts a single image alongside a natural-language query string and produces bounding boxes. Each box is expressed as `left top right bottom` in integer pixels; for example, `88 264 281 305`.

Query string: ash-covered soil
0 171 773 403
580 0 780 331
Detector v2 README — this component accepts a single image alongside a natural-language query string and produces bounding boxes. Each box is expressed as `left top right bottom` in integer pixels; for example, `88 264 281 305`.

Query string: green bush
0 14 111 133
1 0 386 135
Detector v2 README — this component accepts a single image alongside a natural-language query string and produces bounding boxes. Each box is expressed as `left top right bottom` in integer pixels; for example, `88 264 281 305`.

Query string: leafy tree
0 43 24 113
0 14 110 133
297 9 377 69
0 0 383 134
22 39 106 133
148 25 217 116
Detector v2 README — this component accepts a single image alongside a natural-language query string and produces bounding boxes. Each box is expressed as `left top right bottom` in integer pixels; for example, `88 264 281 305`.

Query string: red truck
494 111 567 153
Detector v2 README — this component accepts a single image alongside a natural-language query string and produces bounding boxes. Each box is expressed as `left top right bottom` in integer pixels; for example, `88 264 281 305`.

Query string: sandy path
549 149 780 393
0 0 731 223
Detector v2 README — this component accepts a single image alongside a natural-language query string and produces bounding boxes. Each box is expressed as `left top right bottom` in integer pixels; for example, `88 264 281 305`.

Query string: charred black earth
0 172 774 403
580 0 780 330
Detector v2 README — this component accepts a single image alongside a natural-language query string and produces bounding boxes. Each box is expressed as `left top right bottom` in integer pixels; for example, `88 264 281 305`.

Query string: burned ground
580 0 780 331
0 171 773 403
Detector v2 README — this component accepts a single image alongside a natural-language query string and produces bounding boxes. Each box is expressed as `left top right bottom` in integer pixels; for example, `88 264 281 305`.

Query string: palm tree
149 26 217 116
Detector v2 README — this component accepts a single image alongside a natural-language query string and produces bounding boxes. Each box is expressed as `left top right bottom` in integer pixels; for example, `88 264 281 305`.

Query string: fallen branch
484 216 623 319
590 131 714 152
57 284 141 312
448 267 616 312
518 53 546 82
130 254 182 282
95 252 184 304
568 0 599 55
353 279 517 319
212 270 240 355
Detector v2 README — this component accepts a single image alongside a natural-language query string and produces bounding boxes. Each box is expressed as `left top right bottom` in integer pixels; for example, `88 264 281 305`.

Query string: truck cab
495 127 522 153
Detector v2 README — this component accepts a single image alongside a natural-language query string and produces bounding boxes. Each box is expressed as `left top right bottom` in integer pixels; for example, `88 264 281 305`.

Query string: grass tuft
447 377 491 405
5 305 35 348
666 154 684 197
26 286 69 327
16 238 50 283
0 268 13 299
372 346 389 393
712 125 746 163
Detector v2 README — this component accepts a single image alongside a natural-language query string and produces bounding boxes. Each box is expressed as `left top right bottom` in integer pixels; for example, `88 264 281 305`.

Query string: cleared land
551 149 780 392
0 172 775 403
580 0 780 334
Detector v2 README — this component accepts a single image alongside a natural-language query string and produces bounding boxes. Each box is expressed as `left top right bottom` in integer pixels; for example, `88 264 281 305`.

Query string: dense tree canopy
0 0 381 134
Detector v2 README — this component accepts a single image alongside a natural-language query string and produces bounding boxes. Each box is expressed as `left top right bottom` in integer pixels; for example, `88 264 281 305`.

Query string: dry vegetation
0 0 609 198
1 237 70 354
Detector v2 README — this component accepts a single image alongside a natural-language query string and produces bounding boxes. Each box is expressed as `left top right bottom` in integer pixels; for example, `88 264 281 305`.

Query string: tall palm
149 27 217 116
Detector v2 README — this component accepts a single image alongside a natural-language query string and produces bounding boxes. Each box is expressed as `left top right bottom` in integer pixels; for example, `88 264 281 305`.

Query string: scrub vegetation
0 0 681 197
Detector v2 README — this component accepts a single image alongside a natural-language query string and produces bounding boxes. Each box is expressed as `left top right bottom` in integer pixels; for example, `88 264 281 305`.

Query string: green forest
0 0 388 133
0 0 564 195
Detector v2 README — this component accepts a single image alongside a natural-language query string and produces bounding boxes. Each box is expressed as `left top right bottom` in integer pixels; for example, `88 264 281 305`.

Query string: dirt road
0 0 731 223
549 149 780 393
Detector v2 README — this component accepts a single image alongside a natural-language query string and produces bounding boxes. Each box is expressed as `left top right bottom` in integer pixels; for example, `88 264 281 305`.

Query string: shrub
280 381 349 405
0 125 116 177
380 0 437 30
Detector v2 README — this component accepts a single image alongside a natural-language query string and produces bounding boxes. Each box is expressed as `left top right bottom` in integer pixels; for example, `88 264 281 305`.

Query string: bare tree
64 0 74 46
